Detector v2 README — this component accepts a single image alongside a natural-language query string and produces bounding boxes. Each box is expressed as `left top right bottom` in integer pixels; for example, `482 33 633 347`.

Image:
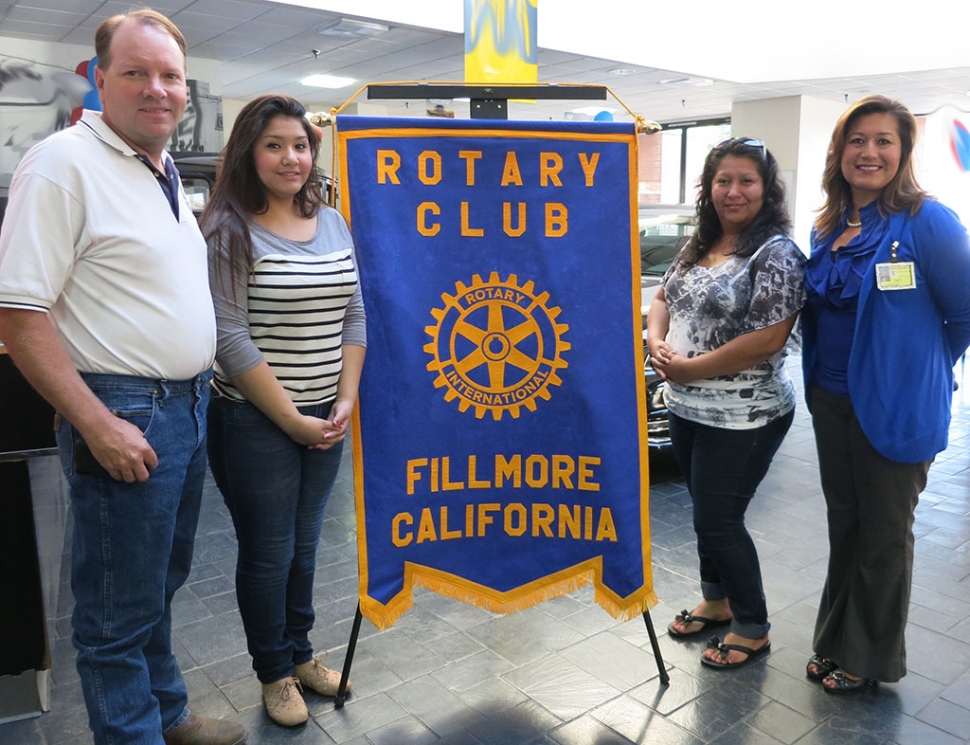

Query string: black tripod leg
335 603 363 707
643 610 670 686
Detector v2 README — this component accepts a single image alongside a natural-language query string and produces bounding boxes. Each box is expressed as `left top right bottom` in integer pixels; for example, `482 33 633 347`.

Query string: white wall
794 97 846 249
731 95 844 252
220 98 248 141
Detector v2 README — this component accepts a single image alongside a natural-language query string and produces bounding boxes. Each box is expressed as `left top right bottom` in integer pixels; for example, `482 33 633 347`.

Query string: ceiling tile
6 6 88 24
184 0 267 20
0 18 62 40
12 0 99 12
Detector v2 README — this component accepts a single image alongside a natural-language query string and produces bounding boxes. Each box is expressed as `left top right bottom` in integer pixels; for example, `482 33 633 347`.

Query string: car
638 206 695 451
170 151 221 217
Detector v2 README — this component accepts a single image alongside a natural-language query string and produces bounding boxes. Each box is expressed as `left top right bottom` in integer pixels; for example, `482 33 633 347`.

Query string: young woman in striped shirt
201 94 366 727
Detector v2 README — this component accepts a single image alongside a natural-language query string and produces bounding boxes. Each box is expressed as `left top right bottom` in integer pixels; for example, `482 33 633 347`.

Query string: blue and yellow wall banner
464 0 537 84
337 116 654 629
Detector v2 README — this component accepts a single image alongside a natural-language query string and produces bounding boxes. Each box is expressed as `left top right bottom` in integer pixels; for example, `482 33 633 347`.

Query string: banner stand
334 603 363 707
334 601 668 708
328 84 670 709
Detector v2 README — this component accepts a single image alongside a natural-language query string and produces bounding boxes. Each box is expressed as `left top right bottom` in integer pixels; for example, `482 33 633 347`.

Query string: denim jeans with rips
206 396 343 685
56 370 212 745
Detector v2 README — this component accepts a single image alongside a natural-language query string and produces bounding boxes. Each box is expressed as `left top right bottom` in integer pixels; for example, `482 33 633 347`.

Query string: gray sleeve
342 243 367 348
208 235 265 377
316 208 367 348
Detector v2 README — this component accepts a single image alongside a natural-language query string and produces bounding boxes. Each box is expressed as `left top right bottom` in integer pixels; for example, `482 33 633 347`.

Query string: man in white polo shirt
0 9 245 745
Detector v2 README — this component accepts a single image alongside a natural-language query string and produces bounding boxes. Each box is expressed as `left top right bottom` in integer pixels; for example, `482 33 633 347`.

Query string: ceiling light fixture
301 74 356 89
660 77 690 85
319 17 389 38
608 68 636 76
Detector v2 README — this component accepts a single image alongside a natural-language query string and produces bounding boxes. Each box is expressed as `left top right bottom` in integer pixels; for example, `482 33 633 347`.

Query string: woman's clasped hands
649 340 695 384
288 410 348 450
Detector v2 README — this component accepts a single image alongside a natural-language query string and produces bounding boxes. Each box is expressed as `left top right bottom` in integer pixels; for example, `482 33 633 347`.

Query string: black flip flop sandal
822 669 877 694
700 635 771 669
806 654 837 681
667 609 732 638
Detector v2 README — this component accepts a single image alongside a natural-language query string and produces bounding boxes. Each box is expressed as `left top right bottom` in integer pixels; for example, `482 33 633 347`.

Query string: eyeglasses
715 137 767 159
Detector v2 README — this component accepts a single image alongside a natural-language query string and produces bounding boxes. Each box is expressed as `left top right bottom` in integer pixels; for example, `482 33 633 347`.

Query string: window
638 118 731 207
181 177 211 216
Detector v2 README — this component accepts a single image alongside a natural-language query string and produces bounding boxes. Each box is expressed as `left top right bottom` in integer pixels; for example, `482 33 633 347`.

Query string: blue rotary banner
337 116 654 629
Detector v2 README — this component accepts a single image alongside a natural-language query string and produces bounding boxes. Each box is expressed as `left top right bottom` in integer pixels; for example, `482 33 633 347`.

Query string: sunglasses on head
716 137 767 159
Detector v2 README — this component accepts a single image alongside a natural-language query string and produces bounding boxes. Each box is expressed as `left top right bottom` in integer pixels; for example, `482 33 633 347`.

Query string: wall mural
172 79 224 154
0 56 86 190
921 105 970 229
1 54 223 192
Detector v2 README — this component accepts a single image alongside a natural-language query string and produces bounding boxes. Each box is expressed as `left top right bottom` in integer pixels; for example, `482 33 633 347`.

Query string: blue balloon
87 56 98 85
84 87 102 111
594 110 614 122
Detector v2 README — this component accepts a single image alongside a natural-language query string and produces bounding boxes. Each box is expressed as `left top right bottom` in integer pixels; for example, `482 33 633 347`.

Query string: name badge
875 261 916 291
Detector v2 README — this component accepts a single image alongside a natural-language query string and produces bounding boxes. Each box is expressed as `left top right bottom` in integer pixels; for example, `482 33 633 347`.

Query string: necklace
846 219 862 228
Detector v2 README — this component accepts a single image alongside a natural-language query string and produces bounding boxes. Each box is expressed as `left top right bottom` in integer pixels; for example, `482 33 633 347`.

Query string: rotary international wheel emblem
424 272 570 420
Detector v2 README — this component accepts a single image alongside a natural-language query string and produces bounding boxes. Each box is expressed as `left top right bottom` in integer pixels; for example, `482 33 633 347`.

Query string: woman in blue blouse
803 95 970 693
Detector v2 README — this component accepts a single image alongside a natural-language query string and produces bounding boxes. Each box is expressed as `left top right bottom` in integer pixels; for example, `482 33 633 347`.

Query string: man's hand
85 416 158 482
0 308 158 483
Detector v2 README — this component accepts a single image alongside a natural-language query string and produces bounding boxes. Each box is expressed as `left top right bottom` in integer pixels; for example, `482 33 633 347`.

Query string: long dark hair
200 94 326 278
814 95 925 239
679 137 791 267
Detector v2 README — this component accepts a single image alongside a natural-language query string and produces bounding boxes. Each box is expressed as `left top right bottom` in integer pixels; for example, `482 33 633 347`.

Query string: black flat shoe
806 654 837 681
822 669 878 694
667 609 731 638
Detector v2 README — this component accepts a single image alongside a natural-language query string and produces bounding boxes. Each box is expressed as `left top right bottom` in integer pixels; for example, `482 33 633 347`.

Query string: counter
0 348 70 723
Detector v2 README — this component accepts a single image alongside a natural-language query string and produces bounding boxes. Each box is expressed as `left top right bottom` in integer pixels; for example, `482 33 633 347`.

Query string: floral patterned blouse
661 235 806 429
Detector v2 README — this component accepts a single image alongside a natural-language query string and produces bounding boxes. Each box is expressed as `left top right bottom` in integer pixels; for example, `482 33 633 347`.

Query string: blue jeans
207 396 343 684
56 370 211 745
668 409 793 639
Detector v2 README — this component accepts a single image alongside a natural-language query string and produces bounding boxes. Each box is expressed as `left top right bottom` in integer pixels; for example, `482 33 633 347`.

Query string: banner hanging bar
365 83 608 102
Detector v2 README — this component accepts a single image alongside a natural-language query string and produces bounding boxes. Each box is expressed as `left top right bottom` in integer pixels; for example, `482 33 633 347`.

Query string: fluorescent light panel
301 74 356 89
319 17 389 37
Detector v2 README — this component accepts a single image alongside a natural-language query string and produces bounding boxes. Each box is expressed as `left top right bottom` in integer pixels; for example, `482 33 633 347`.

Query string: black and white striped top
209 207 366 405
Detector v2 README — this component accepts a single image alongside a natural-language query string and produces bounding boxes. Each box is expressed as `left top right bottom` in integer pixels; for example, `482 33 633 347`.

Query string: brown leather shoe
163 713 247 745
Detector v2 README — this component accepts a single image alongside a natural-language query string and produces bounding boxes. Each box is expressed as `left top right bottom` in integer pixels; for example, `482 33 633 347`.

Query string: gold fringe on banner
359 561 659 632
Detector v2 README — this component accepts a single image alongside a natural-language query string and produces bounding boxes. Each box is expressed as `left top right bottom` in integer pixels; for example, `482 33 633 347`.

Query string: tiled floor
4 357 970 745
